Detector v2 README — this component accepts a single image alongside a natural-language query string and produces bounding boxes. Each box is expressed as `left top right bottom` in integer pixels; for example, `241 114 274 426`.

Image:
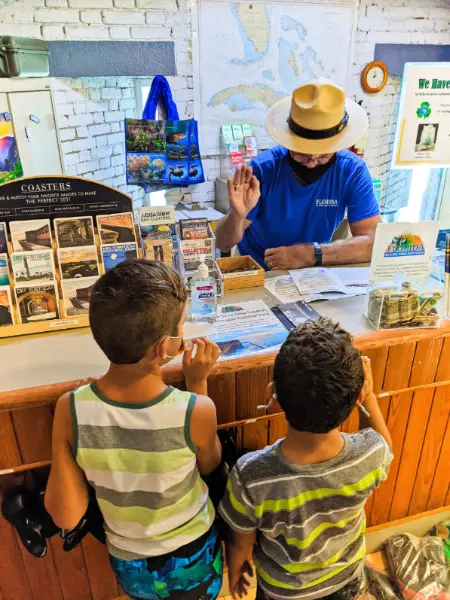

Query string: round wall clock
361 61 389 94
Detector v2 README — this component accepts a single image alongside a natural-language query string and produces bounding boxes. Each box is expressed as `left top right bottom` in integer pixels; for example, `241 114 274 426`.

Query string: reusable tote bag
125 75 205 186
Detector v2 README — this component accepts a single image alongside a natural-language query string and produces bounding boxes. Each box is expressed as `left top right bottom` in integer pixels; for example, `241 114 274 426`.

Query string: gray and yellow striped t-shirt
71 383 215 560
219 429 392 600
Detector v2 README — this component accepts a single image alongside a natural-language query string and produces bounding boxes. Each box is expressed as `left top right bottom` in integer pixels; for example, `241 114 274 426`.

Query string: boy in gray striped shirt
219 318 393 600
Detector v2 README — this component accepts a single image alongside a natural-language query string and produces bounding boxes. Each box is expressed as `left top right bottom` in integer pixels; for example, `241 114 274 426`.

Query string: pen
357 401 371 418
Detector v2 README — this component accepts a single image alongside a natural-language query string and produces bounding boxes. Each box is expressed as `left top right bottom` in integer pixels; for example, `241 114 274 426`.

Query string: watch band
313 242 323 266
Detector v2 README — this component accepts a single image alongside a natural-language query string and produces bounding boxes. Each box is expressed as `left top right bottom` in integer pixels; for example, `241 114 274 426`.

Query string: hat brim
265 96 368 154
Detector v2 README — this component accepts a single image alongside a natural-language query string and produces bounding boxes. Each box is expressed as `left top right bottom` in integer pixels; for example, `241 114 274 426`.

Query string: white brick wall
0 0 448 209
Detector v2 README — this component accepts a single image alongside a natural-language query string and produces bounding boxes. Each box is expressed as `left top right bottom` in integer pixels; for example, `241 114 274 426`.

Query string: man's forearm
215 211 248 252
322 234 374 265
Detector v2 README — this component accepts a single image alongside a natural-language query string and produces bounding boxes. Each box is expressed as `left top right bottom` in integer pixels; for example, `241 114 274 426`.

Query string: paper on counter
333 267 370 288
289 268 347 295
264 275 303 303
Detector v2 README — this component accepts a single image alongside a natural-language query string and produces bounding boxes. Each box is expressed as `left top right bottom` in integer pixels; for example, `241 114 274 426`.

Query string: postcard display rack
0 176 149 339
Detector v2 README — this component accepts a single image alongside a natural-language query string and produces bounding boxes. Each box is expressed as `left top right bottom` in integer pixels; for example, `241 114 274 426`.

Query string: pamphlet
271 301 320 331
264 275 303 304
58 247 99 279
181 238 214 261
61 276 98 317
139 206 176 240
180 218 209 241
144 239 173 265
194 300 288 359
0 285 15 326
12 250 55 283
369 222 439 283
101 243 138 271
10 219 51 252
0 223 7 254
97 212 136 245
54 216 95 249
15 282 59 323
0 254 10 286
290 268 347 295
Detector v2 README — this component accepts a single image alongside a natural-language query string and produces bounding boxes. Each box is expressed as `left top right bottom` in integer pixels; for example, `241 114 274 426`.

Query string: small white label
51 319 79 328
223 270 259 279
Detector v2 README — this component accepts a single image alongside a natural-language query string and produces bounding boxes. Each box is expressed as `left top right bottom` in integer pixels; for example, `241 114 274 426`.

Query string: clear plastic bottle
191 256 217 323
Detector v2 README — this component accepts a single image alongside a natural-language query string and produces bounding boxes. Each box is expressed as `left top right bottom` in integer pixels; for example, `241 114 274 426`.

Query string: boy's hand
229 560 253 599
362 356 377 405
183 338 221 388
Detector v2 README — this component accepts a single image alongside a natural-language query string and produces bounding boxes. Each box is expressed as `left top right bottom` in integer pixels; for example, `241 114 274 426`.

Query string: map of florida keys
198 1 355 153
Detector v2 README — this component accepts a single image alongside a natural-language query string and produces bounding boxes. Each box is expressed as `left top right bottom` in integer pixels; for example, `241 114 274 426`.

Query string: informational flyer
264 275 303 304
393 62 450 167
369 221 439 283
185 300 288 359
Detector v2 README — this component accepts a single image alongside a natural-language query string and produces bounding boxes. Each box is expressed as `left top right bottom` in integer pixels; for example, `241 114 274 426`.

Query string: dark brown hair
274 317 364 433
90 259 187 364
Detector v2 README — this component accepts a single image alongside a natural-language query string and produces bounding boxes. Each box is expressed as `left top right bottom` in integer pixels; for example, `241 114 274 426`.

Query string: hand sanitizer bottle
191 256 217 323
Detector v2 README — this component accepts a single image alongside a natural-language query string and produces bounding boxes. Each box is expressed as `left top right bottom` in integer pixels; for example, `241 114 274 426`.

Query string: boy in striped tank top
219 318 393 600
45 259 223 600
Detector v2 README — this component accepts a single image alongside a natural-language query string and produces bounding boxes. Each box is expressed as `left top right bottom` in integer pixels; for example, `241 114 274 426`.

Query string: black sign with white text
0 176 132 223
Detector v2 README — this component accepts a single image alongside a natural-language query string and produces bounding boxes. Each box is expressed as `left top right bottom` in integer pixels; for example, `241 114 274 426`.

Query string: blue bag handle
142 75 179 121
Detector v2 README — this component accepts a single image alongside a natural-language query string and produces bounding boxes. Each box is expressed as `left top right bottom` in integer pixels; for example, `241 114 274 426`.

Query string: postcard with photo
0 222 8 254
166 161 188 184
10 219 51 252
61 276 99 317
0 285 15 326
139 206 176 241
125 119 166 154
165 121 188 146
180 218 208 241
97 212 137 245
11 250 55 284
0 254 10 286
126 153 166 185
58 247 100 280
15 282 59 323
144 239 173 266
54 216 95 248
101 243 138 272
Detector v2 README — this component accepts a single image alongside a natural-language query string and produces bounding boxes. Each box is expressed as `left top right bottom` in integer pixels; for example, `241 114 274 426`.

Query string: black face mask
287 152 337 186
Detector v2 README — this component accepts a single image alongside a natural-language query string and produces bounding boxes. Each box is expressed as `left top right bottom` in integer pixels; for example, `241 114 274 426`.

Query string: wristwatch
313 242 323 266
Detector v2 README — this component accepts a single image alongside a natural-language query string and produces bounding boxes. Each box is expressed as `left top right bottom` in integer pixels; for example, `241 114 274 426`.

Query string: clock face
367 66 386 90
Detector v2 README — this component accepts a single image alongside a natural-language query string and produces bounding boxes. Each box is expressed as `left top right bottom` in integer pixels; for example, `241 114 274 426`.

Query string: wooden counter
1 282 450 600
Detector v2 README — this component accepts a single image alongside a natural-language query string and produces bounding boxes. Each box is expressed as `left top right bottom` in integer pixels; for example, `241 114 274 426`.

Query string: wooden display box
216 255 264 291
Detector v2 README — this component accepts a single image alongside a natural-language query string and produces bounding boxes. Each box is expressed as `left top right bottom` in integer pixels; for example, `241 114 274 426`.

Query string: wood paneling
268 415 288 445
12 405 54 463
49 536 92 600
235 367 271 420
382 342 416 392
242 419 269 452
16 534 63 600
0 412 21 469
208 373 235 425
363 346 389 394
81 536 118 600
370 392 413 526
389 388 436 521
409 385 450 517
427 412 450 511
0 479 32 600
409 338 443 386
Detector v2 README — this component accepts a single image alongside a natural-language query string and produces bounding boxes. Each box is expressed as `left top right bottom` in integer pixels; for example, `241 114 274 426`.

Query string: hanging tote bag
125 75 205 186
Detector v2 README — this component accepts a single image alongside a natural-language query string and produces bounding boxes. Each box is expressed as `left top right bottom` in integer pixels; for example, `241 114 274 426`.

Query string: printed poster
0 113 23 185
369 221 439 283
393 63 450 167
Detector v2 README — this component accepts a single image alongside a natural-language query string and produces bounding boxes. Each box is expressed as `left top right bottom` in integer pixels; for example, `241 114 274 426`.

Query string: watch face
367 66 385 89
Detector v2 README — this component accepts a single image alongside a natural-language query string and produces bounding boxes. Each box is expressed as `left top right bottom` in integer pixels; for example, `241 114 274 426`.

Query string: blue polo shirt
237 147 379 268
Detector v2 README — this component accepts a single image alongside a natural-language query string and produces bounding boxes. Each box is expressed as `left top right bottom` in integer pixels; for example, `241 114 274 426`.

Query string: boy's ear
155 336 169 360
267 381 276 401
357 388 364 405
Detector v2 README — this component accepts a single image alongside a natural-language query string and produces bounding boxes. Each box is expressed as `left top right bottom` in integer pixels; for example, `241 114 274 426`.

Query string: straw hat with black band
265 78 368 154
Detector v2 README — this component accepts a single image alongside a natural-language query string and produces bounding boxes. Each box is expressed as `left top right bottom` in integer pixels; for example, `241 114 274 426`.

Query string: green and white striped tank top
71 383 215 560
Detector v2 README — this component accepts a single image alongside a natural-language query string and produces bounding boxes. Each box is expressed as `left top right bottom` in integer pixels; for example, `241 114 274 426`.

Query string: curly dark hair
90 259 187 365
273 317 364 434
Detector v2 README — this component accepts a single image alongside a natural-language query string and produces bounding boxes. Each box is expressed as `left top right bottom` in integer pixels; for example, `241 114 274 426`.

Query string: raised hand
227 165 260 219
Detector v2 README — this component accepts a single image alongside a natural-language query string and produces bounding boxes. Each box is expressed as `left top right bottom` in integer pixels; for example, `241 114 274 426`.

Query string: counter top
0 271 449 399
